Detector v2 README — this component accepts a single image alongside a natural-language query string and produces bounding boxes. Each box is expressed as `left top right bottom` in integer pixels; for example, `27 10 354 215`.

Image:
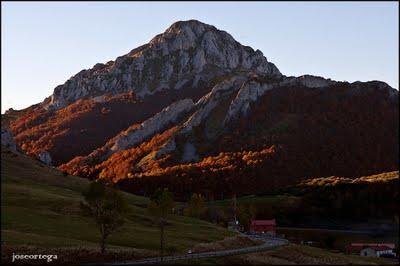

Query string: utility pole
233 193 237 224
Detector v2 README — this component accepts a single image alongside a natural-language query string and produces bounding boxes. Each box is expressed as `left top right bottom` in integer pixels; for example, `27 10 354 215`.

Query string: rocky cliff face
7 20 398 198
110 99 194 153
38 151 52 165
1 127 17 152
46 20 281 110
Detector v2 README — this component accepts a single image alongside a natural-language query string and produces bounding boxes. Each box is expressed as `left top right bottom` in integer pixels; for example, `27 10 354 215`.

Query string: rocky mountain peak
161 20 214 38
45 20 281 110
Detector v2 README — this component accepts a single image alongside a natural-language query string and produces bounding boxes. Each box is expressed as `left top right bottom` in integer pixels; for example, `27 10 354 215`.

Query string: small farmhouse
249 219 276 236
346 243 396 257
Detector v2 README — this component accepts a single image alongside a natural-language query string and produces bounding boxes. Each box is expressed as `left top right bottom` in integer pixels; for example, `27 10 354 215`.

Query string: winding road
88 235 288 265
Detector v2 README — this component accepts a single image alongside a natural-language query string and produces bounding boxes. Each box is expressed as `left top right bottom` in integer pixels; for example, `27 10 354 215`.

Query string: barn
249 219 276 236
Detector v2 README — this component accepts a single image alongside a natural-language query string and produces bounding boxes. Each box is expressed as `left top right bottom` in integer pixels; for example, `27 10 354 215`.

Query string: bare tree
80 181 129 254
148 188 175 262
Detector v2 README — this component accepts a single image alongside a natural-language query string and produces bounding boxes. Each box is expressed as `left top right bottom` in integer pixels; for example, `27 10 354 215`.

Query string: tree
237 204 257 231
148 188 175 262
80 181 129 254
186 193 206 218
205 204 229 226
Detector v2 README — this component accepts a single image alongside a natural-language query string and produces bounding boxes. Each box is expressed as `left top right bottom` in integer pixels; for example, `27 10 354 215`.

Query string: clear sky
1 2 398 113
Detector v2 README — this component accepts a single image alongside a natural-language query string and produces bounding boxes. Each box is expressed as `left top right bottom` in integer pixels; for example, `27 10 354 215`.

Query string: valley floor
1 148 398 265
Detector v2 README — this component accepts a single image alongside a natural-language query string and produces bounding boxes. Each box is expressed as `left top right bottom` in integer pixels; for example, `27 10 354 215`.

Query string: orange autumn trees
8 91 167 165
59 126 179 182
115 145 295 200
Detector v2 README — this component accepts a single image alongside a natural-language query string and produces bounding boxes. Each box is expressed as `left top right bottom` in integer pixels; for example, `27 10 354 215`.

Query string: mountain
4 20 399 199
7 20 280 166
46 20 281 110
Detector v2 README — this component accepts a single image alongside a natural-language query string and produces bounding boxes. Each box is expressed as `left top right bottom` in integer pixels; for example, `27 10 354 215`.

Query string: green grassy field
2 148 398 265
1 148 233 254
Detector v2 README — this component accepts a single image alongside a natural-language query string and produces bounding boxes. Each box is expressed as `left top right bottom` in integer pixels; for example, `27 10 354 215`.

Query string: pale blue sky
1 2 398 113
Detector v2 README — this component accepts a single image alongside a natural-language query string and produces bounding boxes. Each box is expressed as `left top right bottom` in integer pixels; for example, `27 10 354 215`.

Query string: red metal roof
351 243 395 249
250 219 276 226
347 243 395 252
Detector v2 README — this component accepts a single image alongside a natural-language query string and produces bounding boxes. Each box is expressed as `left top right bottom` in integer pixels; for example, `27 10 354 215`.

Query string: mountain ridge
2 19 398 198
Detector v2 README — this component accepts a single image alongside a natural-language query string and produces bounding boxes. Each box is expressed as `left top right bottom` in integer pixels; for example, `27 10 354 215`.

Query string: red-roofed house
346 243 396 257
249 219 276 236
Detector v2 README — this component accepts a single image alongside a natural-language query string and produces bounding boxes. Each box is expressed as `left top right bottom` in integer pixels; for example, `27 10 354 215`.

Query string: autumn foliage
8 81 399 200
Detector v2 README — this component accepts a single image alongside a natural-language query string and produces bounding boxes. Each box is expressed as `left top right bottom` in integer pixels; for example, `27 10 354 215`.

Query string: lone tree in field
186 193 206 218
148 188 175 262
80 181 129 254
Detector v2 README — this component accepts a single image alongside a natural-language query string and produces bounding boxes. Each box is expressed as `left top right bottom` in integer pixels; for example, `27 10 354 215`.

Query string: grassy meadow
1 148 233 263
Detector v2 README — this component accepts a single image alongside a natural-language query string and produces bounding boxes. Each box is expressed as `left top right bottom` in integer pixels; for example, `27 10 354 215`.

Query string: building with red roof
346 243 396 257
249 219 276 236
